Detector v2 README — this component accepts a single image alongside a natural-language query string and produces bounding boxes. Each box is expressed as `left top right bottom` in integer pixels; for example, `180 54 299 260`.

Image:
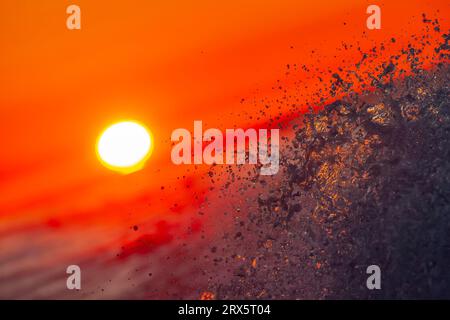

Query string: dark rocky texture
206 28 450 299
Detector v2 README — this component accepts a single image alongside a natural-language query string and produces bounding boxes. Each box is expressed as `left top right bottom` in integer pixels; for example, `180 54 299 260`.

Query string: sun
96 121 153 174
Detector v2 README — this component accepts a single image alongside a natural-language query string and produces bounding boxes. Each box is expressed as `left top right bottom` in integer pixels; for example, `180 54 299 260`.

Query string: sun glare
96 121 153 174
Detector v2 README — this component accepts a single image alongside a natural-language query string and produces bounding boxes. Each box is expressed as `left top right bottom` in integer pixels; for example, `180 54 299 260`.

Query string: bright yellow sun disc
96 121 153 173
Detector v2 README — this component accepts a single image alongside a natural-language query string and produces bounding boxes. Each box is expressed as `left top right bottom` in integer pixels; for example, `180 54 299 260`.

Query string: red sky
0 0 448 298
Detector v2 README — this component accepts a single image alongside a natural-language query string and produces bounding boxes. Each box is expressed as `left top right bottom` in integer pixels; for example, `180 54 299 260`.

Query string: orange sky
0 0 448 248
0 0 449 299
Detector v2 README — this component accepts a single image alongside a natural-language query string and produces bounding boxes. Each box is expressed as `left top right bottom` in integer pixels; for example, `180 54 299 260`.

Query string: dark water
204 26 450 299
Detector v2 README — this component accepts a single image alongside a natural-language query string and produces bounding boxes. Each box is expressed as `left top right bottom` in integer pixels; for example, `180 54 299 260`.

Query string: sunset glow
0 0 448 301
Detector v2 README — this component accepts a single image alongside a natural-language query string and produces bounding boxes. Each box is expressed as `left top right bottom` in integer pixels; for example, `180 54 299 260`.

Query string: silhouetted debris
206 24 450 299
